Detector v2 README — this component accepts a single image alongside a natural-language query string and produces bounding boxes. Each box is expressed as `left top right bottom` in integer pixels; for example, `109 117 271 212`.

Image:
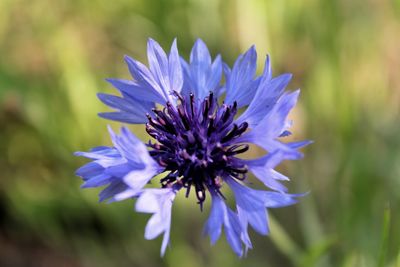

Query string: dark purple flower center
146 92 249 208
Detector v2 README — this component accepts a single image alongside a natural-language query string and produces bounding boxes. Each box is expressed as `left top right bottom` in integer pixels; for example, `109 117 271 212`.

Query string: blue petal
97 93 151 115
99 181 129 202
226 179 269 235
203 193 224 244
75 126 161 202
145 212 167 240
224 46 259 108
238 203 269 236
263 90 300 138
160 223 172 257
106 78 165 104
203 192 246 257
236 72 292 128
89 146 119 154
94 156 127 169
225 208 244 257
250 170 288 192
190 39 212 66
112 188 140 202
108 126 158 169
135 188 178 256
180 58 191 96
189 39 212 98
147 38 183 101
75 162 103 179
81 173 112 188
226 179 305 239
135 189 165 213
246 152 290 192
262 54 272 81
236 90 302 154
279 130 292 137
74 149 126 169
74 147 119 160
98 111 148 124
147 39 170 93
122 166 160 193
181 39 222 99
209 55 223 96
168 39 184 93
245 150 303 193
287 140 314 149
124 55 168 102
104 163 133 177
262 192 305 208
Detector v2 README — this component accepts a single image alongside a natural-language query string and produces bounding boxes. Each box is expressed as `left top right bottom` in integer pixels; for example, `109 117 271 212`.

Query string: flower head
75 38 310 256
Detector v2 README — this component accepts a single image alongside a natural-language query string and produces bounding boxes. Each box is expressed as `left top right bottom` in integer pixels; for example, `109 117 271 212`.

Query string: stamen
146 92 249 207
221 124 239 143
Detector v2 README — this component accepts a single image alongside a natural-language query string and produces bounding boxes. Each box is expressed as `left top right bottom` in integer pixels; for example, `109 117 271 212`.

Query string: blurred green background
1 0 400 266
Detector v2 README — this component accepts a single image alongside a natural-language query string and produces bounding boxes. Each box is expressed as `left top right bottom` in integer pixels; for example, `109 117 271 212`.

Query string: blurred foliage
1 0 400 266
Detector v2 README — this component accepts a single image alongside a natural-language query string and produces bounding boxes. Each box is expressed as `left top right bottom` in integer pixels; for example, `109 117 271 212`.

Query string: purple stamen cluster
146 92 249 208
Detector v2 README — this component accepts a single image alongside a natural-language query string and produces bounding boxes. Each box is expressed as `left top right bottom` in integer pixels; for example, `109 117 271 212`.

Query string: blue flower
75 38 310 256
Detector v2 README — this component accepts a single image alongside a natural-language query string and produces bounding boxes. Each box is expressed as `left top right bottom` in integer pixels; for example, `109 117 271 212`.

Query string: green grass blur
1 0 400 266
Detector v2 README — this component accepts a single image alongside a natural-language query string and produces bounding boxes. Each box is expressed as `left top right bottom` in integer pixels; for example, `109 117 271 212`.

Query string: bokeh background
1 0 400 266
